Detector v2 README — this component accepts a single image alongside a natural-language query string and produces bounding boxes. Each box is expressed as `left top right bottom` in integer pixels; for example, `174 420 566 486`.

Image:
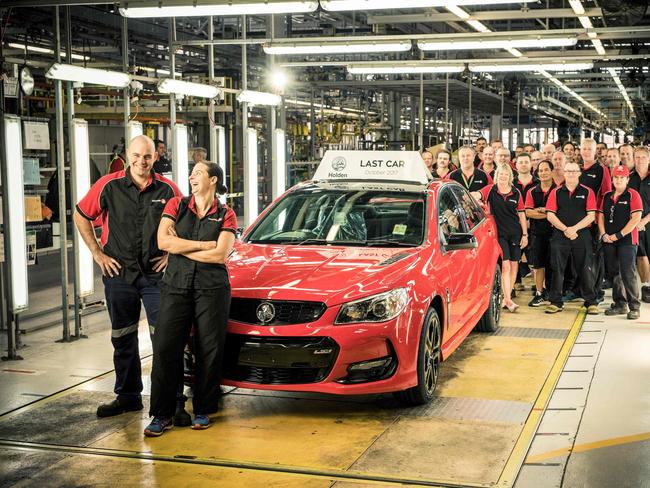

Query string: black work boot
642 286 650 304
173 400 192 427
97 398 143 418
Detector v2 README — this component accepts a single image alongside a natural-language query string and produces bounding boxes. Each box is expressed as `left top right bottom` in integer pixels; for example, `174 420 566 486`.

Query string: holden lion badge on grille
256 302 276 324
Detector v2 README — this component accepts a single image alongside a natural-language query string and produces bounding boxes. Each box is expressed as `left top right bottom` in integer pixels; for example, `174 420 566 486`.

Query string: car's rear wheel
394 307 442 406
476 264 502 332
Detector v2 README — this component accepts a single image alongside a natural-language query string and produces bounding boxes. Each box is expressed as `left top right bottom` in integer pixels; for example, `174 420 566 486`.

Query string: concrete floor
1 263 648 487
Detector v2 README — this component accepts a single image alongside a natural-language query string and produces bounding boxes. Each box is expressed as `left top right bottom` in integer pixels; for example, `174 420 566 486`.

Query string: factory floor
1 271 648 487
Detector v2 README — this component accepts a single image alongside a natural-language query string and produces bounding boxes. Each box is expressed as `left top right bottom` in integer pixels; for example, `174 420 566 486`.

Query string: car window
437 188 466 243
245 188 427 247
449 184 485 231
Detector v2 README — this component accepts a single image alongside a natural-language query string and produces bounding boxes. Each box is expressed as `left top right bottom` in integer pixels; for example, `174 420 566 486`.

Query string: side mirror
444 232 477 251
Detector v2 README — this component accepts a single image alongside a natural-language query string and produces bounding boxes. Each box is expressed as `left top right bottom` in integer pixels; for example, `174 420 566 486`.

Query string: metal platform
0 299 584 488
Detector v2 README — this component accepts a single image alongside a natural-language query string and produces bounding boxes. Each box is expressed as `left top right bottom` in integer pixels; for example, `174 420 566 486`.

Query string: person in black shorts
525 160 556 307
599 165 643 320
628 147 650 302
475 164 527 312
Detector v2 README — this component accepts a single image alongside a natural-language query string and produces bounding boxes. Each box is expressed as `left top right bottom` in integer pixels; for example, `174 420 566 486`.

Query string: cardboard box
24 196 43 222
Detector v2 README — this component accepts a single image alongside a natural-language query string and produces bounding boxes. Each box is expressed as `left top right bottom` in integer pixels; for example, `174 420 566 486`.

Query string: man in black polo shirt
74 135 183 418
545 161 599 315
628 147 650 301
449 146 493 193
599 165 643 319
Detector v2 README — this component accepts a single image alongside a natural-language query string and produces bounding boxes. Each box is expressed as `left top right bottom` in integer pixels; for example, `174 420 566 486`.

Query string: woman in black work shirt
476 164 528 313
145 162 237 436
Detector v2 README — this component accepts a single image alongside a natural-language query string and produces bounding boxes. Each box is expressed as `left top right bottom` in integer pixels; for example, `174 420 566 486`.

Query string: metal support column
208 16 217 165
516 88 521 146
65 7 82 339
123 16 130 151
444 73 449 146
268 15 278 197
169 18 177 181
309 87 315 160
418 65 424 151
54 6 71 342
500 80 505 141
467 73 473 143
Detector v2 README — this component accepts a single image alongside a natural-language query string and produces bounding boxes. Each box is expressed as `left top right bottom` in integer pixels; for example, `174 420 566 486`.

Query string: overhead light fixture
568 0 585 15
578 16 593 29
7 42 88 61
71 119 94 297
120 1 318 17
244 128 259 227
172 124 189 196
591 38 606 55
466 20 490 32
606 67 634 112
3 115 28 312
237 90 282 106
471 62 593 72
263 39 411 55
272 129 286 200
348 64 464 74
321 0 532 12
157 78 221 99
539 69 605 117
45 63 130 88
445 5 470 19
137 66 183 78
418 37 577 51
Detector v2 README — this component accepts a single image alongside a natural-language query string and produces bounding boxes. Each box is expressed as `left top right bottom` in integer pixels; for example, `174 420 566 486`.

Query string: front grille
229 298 326 325
223 334 339 385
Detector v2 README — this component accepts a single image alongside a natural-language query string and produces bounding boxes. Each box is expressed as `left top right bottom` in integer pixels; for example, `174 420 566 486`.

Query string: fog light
349 357 392 371
337 355 397 384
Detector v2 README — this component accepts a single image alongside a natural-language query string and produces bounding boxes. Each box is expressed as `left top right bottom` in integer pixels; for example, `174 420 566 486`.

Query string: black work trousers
149 284 230 418
103 274 160 402
604 244 640 311
549 233 597 308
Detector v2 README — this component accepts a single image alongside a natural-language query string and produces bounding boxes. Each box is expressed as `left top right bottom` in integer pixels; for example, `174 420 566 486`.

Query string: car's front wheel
476 264 502 332
394 307 442 406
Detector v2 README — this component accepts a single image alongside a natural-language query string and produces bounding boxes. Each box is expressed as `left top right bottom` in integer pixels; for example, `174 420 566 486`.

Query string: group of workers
74 135 236 437
423 138 650 319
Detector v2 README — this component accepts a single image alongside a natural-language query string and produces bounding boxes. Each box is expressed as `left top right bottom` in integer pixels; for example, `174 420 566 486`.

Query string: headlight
335 288 409 324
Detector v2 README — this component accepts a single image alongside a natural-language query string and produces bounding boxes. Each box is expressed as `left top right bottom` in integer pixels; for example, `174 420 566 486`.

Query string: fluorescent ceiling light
539 69 605 117
470 62 593 72
445 5 469 19
321 0 532 12
418 37 577 51
348 64 463 74
578 16 593 29
4 115 28 312
244 127 259 227
263 40 411 55
71 119 94 297
237 90 282 106
172 124 189 196
158 78 221 98
137 66 183 78
466 20 490 32
45 63 130 88
120 1 318 17
591 38 606 55
7 42 88 61
272 129 286 200
568 0 585 15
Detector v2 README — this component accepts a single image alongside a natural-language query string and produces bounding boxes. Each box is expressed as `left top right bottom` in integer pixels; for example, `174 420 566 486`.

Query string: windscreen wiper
364 239 419 247
294 238 368 246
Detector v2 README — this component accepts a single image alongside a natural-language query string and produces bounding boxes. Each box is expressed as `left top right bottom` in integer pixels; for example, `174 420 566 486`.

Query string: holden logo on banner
256 302 276 324
331 157 347 172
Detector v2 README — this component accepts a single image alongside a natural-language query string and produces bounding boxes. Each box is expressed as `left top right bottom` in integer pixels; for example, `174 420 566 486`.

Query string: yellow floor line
524 431 650 464
495 310 586 488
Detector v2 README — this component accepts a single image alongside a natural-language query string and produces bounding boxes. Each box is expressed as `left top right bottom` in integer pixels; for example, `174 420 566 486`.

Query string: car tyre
394 307 442 406
476 264 502 333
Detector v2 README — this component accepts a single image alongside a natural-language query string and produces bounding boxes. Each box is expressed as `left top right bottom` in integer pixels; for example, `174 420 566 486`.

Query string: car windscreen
246 188 426 247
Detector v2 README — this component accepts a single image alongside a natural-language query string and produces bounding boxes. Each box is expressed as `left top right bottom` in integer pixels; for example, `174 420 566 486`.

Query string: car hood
228 243 421 305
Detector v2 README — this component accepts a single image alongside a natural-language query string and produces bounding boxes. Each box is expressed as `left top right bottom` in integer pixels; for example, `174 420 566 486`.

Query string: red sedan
222 152 502 405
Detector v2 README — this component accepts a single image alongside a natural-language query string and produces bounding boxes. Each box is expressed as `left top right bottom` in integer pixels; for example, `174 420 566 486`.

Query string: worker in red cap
598 165 643 319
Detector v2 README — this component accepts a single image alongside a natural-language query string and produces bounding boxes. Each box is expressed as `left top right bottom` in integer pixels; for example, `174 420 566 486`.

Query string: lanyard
461 172 475 189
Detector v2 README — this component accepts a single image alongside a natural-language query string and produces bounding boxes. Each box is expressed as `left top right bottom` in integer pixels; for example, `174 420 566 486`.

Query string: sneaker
192 414 211 430
144 417 173 437
642 286 650 303
97 398 143 418
545 304 564 314
605 304 627 316
562 291 580 302
541 289 549 301
173 403 192 427
528 293 545 307
586 305 600 315
627 310 640 320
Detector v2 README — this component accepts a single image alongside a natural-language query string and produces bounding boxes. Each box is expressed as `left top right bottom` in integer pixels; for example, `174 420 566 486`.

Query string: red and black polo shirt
479 184 525 237
598 189 643 246
448 168 493 192
513 176 538 205
524 182 556 236
161 195 237 290
76 168 182 284
579 161 612 206
546 184 597 238
478 162 496 180
628 171 650 218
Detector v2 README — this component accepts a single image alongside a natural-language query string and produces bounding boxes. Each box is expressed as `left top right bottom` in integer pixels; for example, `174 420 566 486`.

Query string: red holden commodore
221 151 502 405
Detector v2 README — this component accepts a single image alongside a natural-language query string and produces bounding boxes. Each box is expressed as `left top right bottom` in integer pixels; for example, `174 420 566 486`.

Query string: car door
435 186 473 337
449 184 494 320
